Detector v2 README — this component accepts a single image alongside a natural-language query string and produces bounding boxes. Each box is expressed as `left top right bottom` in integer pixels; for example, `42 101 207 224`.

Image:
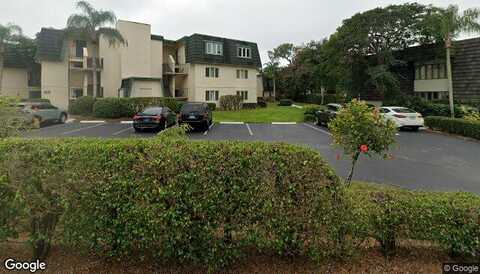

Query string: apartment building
0 45 41 99
394 37 480 102
34 20 263 109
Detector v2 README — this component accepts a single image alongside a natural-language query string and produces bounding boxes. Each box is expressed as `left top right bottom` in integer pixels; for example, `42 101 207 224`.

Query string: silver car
18 102 68 128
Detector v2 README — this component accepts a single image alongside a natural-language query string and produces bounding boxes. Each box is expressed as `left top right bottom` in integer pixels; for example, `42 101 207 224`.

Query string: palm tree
0 23 22 94
66 1 125 98
425 5 480 117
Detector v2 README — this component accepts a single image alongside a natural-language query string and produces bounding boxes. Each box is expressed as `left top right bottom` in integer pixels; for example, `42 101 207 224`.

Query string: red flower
360 144 369 153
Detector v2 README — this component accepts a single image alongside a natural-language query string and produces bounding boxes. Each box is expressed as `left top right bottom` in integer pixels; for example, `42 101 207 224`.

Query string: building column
83 73 88 97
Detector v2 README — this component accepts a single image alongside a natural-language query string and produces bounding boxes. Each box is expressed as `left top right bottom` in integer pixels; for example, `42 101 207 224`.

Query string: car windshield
392 108 416 114
182 104 204 112
140 107 162 116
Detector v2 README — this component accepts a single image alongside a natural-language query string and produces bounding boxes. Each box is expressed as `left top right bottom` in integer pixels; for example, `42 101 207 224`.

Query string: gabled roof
36 28 65 62
182 33 262 68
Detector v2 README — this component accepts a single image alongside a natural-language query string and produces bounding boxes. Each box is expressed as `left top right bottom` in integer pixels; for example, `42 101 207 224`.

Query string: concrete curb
272 122 297 125
121 121 133 124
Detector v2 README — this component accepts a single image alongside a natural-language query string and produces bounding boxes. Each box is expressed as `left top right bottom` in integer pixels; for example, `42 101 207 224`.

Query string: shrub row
219 95 242 111
425 116 480 140
0 136 339 268
278 99 293 106
69 97 184 118
383 96 473 118
344 184 480 257
304 106 324 122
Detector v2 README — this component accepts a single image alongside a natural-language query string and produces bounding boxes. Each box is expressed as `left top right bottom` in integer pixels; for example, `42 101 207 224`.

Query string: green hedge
0 137 339 267
346 184 480 257
304 106 324 122
69 96 96 116
219 95 242 111
425 116 480 140
278 99 293 106
384 96 468 118
92 97 183 118
207 103 217 111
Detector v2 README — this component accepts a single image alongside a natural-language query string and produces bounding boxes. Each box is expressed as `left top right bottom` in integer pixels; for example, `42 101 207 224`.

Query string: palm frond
67 14 91 29
461 8 480 33
76 1 95 17
97 27 125 46
92 10 117 27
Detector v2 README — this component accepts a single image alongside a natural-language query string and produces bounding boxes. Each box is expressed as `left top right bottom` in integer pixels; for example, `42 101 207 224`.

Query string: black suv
179 102 213 131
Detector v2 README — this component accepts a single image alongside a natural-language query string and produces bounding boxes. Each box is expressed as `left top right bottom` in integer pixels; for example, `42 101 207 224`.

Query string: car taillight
393 114 407 118
153 115 162 121
133 115 141 120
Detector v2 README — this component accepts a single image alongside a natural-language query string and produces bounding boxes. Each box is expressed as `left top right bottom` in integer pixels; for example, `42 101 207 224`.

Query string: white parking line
112 126 134 136
220 122 245 125
121 121 133 124
272 122 297 125
246 123 253 136
80 120 106 124
302 123 333 136
62 123 104 135
203 122 216 136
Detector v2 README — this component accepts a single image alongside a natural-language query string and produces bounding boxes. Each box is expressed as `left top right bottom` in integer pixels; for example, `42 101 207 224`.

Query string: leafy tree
269 43 296 65
329 100 397 186
331 3 435 98
0 23 22 94
422 5 480 118
66 1 125 98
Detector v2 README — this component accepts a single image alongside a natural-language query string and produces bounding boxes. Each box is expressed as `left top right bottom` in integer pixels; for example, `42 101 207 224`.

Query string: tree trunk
0 45 4 94
346 153 360 186
446 41 455 118
273 75 276 100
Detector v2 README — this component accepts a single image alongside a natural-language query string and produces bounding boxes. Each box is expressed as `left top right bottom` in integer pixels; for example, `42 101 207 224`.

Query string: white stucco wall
99 35 122 98
131 80 164 97
41 60 69 109
0 68 28 98
151 40 163 78
187 64 259 104
414 79 449 92
117 20 152 79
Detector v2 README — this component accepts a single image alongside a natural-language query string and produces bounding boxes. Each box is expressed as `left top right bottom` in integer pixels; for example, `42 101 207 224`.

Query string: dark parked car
133 106 177 132
179 102 213 130
314 103 342 126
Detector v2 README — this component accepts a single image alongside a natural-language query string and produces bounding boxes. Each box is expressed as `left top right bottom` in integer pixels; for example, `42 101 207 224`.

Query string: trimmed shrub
20 98 50 103
257 98 267 108
0 137 339 269
69 96 96 116
219 95 242 111
207 103 217 111
93 98 132 118
384 96 467 118
92 97 183 118
278 99 293 106
304 106 324 122
425 116 480 140
242 103 257 109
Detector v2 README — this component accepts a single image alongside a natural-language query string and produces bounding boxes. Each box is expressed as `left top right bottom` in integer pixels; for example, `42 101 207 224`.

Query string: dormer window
206 41 223 55
237 46 251 58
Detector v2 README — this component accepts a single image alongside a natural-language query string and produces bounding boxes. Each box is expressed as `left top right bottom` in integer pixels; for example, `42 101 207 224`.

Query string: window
206 41 223 55
75 40 87 58
415 63 447 80
237 46 251 58
205 67 219 78
417 91 440 101
236 69 248 79
72 88 84 99
236 90 248 100
205 90 219 101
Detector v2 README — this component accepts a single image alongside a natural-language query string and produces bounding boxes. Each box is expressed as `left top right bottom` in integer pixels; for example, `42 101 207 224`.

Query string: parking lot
26 121 480 193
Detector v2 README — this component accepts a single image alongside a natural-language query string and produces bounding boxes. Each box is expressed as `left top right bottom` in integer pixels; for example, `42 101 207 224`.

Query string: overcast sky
2 0 479 64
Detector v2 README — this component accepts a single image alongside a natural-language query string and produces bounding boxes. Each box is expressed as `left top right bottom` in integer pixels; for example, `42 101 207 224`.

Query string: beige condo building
30 20 263 110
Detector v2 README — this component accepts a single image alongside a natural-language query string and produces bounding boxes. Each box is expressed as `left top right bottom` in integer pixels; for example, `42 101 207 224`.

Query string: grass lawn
213 103 321 123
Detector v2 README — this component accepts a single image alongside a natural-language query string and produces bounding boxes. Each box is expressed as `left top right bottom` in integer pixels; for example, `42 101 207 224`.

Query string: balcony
70 57 104 71
163 63 188 75
174 88 189 98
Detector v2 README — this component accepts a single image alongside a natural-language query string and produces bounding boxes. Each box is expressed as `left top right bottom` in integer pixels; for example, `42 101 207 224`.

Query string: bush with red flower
329 99 397 185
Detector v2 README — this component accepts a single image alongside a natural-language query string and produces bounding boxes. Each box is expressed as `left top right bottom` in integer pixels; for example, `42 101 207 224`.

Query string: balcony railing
70 57 103 70
163 63 188 74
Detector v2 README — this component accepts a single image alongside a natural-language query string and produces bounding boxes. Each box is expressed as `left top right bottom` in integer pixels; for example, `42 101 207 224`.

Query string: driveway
26 121 480 193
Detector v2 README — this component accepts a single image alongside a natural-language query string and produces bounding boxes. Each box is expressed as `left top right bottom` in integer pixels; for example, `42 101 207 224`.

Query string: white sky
2 0 479 64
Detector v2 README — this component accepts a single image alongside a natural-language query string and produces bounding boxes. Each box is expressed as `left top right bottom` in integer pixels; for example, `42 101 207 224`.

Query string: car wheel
161 120 168 131
134 126 142 133
314 117 320 126
59 113 67 124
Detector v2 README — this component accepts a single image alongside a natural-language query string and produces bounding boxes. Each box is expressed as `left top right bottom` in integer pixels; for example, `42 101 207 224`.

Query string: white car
380 107 424 131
